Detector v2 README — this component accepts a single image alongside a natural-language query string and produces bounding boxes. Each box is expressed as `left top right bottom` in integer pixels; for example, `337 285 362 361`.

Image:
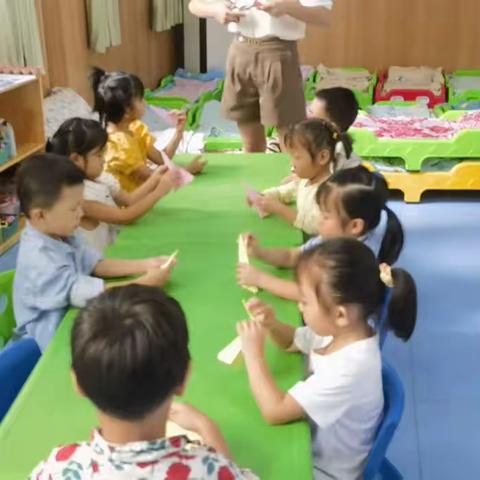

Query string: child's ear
314 148 332 167
173 362 191 397
334 305 349 328
70 370 86 398
70 153 86 170
348 218 366 237
29 207 45 224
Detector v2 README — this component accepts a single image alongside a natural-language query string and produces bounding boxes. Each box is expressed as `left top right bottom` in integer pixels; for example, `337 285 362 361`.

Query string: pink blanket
353 111 480 139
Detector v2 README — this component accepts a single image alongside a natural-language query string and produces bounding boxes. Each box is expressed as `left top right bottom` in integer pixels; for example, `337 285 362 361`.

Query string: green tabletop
0 154 312 479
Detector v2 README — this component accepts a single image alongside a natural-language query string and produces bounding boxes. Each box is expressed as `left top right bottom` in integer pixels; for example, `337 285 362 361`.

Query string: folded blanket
353 111 480 140
384 66 444 95
316 64 372 93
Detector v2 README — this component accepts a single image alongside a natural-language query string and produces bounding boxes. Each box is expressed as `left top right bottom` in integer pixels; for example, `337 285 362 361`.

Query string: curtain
152 0 183 33
87 0 122 54
0 0 44 69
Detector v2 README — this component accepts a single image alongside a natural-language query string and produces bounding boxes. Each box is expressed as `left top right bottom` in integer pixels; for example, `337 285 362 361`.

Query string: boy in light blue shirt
14 154 177 351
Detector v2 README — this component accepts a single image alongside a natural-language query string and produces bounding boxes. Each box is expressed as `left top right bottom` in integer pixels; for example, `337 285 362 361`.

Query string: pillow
43 87 99 138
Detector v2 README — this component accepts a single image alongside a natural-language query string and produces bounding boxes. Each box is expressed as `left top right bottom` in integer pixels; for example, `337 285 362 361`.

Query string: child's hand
159 169 182 191
141 262 175 287
144 256 177 271
245 297 277 330
237 263 263 288
149 165 169 185
258 195 283 215
169 402 213 435
242 232 260 258
185 155 207 175
171 111 187 133
237 320 266 359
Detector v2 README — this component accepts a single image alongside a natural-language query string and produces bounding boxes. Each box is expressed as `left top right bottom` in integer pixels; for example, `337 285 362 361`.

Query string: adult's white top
214 0 334 40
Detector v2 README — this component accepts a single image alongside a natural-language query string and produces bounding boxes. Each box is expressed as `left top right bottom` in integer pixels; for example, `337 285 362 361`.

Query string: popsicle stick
162 250 179 269
237 234 258 294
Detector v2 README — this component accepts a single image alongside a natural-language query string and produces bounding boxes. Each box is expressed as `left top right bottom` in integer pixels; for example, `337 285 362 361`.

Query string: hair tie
379 263 394 288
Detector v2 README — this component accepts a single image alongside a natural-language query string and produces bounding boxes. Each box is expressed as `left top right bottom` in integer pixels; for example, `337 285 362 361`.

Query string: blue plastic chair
0 338 41 422
364 361 405 480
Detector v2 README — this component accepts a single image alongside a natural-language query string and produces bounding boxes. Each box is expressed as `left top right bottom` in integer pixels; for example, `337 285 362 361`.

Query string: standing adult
189 0 333 152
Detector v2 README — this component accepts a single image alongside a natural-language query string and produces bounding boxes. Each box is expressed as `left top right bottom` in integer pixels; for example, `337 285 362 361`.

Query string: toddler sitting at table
29 285 256 479
13 155 176 351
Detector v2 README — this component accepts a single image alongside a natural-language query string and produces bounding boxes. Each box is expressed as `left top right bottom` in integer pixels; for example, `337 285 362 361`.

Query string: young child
257 118 352 235
237 238 417 480
309 87 361 169
13 154 176 351
238 166 404 301
91 67 206 192
30 285 256 479
47 118 180 253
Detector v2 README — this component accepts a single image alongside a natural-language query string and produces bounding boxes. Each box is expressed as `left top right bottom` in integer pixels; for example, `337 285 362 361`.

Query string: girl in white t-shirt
237 238 417 480
47 118 180 252
238 166 404 302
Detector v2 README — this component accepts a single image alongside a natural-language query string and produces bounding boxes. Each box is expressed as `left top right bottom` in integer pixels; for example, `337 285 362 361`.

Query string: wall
41 0 176 102
183 0 201 72
298 0 480 71
201 0 480 73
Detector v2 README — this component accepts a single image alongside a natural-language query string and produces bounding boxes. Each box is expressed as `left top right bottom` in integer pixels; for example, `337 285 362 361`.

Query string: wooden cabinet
0 75 45 254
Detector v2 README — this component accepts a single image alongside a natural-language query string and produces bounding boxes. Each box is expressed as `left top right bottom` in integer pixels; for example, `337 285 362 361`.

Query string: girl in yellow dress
91 67 206 192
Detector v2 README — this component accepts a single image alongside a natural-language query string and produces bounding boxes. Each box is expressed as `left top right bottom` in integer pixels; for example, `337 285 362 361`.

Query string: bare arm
189 0 244 23
258 0 332 26
256 246 300 268
82 172 177 225
259 196 298 227
118 168 165 205
244 233 301 268
93 258 150 278
238 265 301 301
148 143 168 166
238 321 305 425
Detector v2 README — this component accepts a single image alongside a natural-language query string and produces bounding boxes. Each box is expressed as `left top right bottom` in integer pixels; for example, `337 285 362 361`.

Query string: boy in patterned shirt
30 285 256 479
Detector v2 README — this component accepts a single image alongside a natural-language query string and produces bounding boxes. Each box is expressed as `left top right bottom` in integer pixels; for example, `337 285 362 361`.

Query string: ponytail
378 206 404 265
338 131 353 158
317 166 405 264
90 67 107 122
386 268 417 341
297 238 417 344
89 67 145 125
47 118 108 158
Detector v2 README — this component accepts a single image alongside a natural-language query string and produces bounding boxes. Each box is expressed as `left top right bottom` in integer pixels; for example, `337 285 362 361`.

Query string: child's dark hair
317 165 404 265
284 118 353 162
16 154 85 217
297 238 416 341
90 67 145 125
315 87 359 132
46 118 108 157
71 285 190 420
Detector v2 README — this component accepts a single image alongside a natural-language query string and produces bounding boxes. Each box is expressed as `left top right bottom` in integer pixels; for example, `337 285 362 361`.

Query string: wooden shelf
0 217 25 255
0 143 44 174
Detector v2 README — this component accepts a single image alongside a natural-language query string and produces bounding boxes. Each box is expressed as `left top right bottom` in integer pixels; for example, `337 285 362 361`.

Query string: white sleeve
289 327 332 354
262 181 298 204
299 0 333 8
289 369 351 428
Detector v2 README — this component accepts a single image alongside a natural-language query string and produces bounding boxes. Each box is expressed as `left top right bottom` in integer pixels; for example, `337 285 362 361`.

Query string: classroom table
0 154 312 479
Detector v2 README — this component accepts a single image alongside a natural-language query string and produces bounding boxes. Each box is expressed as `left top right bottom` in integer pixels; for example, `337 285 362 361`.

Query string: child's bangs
317 183 350 224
